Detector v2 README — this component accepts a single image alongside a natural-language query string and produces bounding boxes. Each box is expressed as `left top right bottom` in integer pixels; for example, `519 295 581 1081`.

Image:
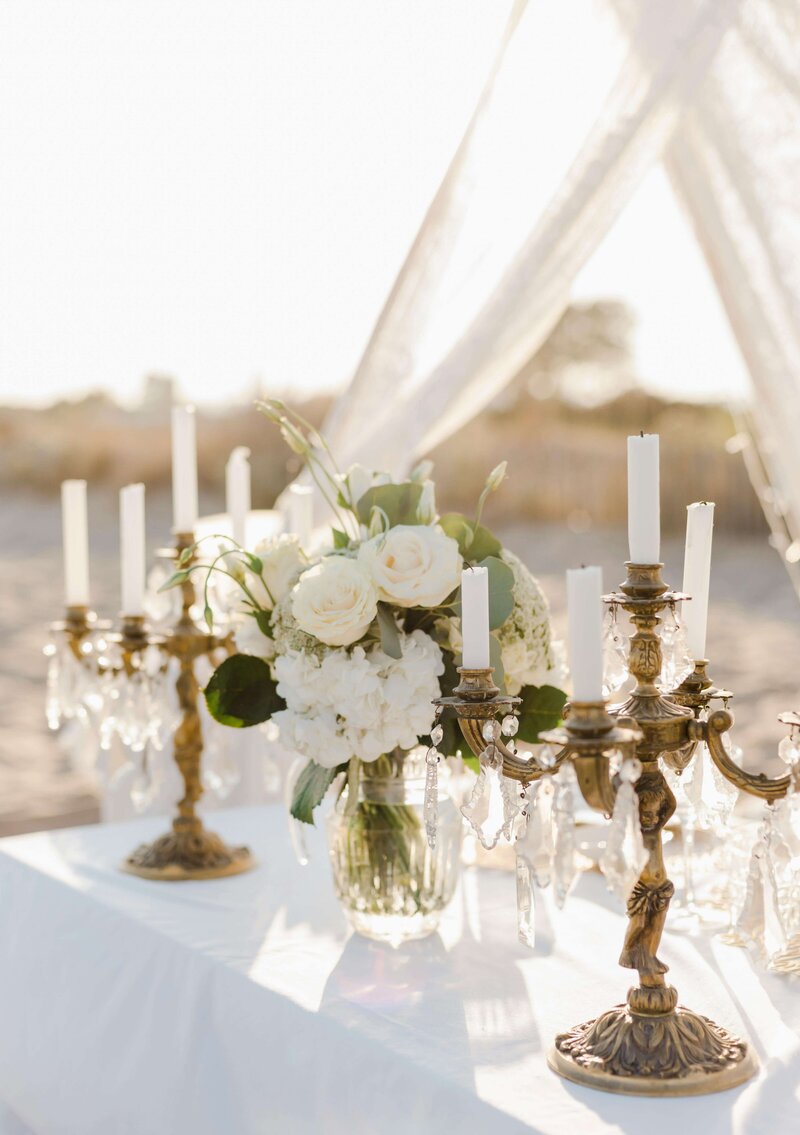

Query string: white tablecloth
0 807 798 1135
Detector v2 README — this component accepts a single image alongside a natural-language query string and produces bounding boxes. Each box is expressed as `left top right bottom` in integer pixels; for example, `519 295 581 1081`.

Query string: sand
1 490 797 835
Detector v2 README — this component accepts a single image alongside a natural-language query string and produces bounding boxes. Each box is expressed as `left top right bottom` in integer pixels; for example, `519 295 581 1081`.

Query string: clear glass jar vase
326 748 462 944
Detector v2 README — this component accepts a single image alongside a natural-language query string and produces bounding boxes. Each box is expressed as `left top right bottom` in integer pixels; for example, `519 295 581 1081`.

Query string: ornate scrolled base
549 1002 757 1096
122 819 255 881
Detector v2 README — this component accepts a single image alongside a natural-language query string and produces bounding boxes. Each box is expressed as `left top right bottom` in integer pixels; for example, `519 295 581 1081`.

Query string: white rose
253 534 305 609
291 556 378 646
358 525 461 608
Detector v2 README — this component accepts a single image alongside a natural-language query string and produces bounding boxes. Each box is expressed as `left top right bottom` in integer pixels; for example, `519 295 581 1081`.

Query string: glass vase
326 749 462 944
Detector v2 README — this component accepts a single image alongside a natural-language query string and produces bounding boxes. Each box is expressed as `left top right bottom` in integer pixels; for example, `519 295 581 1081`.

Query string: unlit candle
566 566 604 701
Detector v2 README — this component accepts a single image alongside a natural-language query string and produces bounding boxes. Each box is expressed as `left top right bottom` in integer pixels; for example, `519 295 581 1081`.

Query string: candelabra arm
701 709 790 801
572 754 618 816
435 668 568 783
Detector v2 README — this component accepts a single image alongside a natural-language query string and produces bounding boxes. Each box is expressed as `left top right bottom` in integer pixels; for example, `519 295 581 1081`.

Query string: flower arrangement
165 401 567 828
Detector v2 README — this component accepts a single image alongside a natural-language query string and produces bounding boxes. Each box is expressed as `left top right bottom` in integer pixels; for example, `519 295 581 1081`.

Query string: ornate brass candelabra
444 562 790 1097
121 534 254 880
51 537 254 882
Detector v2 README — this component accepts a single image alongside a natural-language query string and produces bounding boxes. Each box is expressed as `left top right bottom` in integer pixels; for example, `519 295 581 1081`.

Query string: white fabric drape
322 0 800 584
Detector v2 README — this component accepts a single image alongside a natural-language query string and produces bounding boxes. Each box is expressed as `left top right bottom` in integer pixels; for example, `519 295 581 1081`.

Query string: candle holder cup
440 560 790 1096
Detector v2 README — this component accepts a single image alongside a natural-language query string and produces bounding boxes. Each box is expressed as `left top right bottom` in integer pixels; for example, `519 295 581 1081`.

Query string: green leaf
355 482 423 528
291 760 346 825
245 554 263 575
158 568 191 593
203 604 214 631
376 602 402 659
178 547 194 567
204 654 286 728
438 513 502 561
332 527 350 550
516 684 568 743
254 609 273 637
480 556 515 630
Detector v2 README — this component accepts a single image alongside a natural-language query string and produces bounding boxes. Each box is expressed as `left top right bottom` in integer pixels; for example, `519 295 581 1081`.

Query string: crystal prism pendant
460 747 521 850
683 739 738 831
732 824 789 961
516 779 554 888
602 606 628 696
658 605 693 690
516 856 536 948
552 763 578 908
599 770 649 904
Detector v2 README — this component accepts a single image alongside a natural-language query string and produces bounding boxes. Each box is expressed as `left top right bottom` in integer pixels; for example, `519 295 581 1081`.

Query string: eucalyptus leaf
355 482 423 528
204 654 285 728
516 684 568 743
438 513 502 561
291 760 347 825
376 602 402 659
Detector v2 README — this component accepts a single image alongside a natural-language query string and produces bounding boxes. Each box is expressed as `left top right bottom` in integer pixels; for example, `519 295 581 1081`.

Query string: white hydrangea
497 550 565 695
273 629 445 767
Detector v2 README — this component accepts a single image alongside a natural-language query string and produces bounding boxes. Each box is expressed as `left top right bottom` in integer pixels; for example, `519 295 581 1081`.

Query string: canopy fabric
321 0 800 583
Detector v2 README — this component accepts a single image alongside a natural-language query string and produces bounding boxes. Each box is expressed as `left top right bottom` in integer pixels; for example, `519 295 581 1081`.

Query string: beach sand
1 490 797 835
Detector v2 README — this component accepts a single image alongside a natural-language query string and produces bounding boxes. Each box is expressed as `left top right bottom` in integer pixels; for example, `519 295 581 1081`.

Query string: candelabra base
548 1000 756 1096
122 818 255 881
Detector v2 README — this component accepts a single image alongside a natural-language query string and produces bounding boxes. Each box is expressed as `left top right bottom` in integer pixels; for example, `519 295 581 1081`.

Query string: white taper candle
61 480 90 607
566 566 604 701
120 483 146 617
226 447 251 547
288 483 314 548
681 501 715 661
171 405 198 534
460 566 490 669
627 434 660 563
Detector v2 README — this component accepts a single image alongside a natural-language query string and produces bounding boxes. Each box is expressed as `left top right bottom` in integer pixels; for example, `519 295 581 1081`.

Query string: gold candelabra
443 561 790 1097
53 534 255 882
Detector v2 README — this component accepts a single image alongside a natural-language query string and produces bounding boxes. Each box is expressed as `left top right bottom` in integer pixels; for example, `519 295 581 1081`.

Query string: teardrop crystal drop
460 753 521 850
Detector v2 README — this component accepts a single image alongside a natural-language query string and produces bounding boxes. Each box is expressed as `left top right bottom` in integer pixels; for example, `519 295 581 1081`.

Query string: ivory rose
291 555 378 646
358 525 461 608
252 534 305 609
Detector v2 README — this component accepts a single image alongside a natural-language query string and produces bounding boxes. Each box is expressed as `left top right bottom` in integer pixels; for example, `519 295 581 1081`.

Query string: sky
0 0 751 409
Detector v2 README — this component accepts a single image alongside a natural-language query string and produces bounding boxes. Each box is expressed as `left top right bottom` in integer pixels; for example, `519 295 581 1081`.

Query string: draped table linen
0 806 797 1134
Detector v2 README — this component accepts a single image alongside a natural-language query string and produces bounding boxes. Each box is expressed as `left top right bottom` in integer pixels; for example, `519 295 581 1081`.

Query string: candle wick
639 429 644 437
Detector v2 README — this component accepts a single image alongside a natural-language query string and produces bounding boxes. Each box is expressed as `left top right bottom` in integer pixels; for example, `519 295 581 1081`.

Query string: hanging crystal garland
423 708 444 850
